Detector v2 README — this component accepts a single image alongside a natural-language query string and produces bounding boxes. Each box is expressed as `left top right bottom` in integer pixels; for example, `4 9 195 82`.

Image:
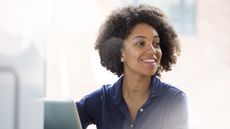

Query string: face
121 23 162 77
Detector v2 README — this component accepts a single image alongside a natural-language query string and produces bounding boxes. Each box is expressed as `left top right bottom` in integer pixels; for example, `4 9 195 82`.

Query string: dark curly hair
95 4 181 77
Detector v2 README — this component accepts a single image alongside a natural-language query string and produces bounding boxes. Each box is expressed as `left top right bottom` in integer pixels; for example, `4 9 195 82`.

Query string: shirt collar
110 75 124 105
149 75 163 98
110 75 163 105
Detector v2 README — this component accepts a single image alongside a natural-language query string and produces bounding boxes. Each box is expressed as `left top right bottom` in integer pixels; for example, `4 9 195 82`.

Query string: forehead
129 23 159 37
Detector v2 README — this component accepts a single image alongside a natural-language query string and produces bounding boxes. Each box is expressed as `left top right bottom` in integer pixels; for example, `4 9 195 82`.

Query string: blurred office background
0 0 229 129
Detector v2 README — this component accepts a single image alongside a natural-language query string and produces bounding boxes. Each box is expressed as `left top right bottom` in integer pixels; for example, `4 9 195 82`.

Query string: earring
121 57 124 62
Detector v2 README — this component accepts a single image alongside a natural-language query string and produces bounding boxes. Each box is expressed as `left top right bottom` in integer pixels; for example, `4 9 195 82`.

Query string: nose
145 44 156 55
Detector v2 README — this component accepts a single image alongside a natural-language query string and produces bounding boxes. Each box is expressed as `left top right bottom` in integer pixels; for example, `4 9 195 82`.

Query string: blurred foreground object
0 33 45 129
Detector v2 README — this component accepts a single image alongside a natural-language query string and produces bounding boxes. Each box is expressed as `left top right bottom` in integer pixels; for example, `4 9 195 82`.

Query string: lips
140 58 158 69
141 58 157 63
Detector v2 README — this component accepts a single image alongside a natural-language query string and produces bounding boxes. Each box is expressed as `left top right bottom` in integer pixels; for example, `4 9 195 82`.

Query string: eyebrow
133 35 160 40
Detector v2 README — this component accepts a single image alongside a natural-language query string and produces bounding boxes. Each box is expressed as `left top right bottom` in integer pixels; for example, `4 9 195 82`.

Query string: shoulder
78 85 110 103
162 83 187 109
77 84 114 106
161 81 186 98
152 76 186 98
158 81 187 107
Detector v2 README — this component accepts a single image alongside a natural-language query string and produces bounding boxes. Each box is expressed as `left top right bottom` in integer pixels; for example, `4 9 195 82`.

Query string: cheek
123 49 140 60
157 49 162 60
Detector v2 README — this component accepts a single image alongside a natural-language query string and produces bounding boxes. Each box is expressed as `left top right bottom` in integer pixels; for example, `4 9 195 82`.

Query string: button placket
140 108 144 112
130 124 134 128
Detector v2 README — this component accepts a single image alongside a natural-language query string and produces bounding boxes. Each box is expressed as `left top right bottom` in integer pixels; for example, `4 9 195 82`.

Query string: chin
143 72 156 77
145 70 157 76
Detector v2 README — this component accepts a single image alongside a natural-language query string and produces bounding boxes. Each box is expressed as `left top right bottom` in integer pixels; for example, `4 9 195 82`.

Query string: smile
142 59 157 63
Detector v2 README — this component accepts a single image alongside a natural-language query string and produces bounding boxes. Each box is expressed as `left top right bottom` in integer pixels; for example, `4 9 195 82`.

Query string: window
123 0 196 34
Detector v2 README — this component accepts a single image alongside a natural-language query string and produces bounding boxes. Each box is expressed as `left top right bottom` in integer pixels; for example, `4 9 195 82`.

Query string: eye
135 40 145 46
153 42 161 48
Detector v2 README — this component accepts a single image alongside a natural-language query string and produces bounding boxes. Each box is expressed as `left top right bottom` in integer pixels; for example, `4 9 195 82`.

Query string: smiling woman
76 4 187 129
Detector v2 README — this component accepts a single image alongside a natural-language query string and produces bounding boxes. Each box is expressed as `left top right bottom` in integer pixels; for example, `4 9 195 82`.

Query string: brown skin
121 23 162 121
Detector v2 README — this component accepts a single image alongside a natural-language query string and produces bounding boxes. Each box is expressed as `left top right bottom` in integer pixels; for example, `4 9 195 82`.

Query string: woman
76 4 188 129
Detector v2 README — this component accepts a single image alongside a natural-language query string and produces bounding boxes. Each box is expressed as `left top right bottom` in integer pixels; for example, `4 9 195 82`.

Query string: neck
122 74 152 99
121 74 153 121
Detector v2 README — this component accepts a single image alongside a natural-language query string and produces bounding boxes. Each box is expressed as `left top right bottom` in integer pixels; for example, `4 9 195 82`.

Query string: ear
121 48 125 62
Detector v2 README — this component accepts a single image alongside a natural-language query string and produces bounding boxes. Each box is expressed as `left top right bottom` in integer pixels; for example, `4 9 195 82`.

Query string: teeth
143 59 156 63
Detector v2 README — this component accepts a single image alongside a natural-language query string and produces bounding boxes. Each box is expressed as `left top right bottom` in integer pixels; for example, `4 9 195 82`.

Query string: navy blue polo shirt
76 75 188 129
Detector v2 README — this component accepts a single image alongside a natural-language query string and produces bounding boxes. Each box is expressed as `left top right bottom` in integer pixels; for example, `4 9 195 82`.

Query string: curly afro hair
95 4 181 77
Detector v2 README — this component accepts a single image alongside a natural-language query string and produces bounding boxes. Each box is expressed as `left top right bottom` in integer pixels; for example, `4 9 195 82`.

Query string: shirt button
130 124 134 128
140 108 144 112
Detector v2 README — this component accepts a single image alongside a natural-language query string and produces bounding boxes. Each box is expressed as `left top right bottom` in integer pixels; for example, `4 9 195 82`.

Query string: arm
162 91 189 129
76 89 102 129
